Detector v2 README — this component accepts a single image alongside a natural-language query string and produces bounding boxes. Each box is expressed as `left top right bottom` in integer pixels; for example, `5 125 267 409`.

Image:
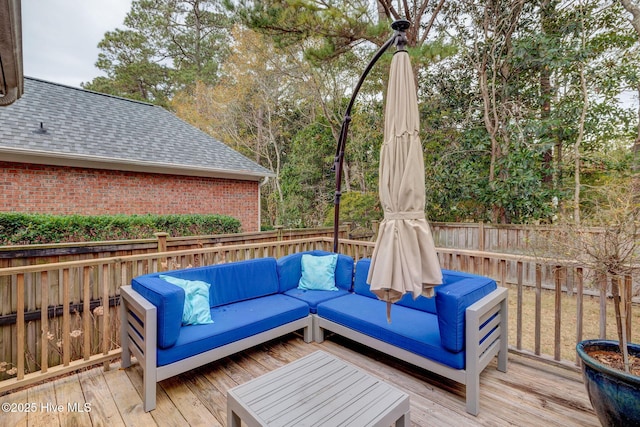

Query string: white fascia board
0 147 275 182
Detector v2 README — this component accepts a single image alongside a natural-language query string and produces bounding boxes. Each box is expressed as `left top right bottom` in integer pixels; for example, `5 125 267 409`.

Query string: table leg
395 411 410 427
229 410 241 427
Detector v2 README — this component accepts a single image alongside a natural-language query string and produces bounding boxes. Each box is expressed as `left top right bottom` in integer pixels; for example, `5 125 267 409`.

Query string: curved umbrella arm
332 20 410 252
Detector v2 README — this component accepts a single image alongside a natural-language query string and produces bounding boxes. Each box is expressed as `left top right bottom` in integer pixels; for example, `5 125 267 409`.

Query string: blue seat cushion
277 250 354 292
283 288 350 313
316 294 465 369
157 294 309 366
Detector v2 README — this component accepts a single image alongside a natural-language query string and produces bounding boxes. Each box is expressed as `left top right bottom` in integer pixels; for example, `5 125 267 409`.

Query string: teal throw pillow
298 254 339 291
159 275 214 325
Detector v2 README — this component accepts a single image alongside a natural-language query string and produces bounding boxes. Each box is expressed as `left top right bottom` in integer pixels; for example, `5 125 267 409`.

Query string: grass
507 283 640 363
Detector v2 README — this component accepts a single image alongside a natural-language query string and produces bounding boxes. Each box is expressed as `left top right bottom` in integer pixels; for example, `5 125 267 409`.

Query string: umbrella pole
332 19 411 253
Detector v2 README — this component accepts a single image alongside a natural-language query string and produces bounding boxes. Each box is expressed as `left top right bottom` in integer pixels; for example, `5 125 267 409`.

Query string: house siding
0 162 259 231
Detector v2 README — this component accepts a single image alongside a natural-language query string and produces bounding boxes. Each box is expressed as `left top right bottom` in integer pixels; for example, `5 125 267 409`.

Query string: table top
227 350 410 426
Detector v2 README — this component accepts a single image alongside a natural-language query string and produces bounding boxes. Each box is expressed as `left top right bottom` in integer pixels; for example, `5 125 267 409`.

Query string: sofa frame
312 286 508 416
119 285 313 412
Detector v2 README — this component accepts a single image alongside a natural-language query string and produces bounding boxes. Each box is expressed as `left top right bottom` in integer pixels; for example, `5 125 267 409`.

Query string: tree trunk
540 0 555 185
475 0 523 223
574 7 589 225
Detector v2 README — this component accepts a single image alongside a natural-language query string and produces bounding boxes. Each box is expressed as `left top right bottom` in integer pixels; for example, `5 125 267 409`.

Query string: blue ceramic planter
576 339 640 427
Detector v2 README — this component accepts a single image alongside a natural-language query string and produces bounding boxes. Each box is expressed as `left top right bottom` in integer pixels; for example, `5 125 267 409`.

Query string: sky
22 0 133 88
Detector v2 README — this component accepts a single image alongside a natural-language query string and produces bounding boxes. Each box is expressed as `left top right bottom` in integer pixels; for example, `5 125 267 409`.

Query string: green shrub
0 213 241 245
323 192 382 228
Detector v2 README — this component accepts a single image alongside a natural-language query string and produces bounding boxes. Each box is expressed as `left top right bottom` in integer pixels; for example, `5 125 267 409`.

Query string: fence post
371 220 380 241
576 267 584 365
155 232 169 271
274 226 283 258
154 232 168 252
478 221 485 252
625 275 632 342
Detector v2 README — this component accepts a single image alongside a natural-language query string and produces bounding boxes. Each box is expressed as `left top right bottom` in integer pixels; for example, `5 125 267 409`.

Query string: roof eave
0 147 275 181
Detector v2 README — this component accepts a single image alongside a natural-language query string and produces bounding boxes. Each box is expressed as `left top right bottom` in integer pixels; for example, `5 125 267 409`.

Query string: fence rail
0 236 636 395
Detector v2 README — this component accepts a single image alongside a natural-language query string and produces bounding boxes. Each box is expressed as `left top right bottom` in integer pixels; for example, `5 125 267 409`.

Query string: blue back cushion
353 258 378 299
436 273 497 352
277 250 354 292
131 276 185 349
354 258 438 314
132 257 281 349
396 270 468 313
166 258 280 307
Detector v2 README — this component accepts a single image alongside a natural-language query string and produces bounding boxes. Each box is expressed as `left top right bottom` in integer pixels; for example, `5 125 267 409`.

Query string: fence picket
40 271 49 373
16 273 24 380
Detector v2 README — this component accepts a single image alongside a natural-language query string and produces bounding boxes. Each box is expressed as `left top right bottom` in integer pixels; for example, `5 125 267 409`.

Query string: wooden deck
1 333 598 427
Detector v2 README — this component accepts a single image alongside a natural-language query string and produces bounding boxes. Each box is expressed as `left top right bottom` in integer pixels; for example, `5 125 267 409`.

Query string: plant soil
590 350 640 376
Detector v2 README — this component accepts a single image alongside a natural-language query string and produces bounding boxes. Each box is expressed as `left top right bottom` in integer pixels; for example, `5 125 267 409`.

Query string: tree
281 121 337 226
229 0 446 59
423 0 637 224
83 0 230 103
229 0 450 196
172 27 317 225
85 0 640 227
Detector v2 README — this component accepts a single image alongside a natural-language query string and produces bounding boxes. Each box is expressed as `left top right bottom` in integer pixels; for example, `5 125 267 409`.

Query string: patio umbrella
366 41 442 322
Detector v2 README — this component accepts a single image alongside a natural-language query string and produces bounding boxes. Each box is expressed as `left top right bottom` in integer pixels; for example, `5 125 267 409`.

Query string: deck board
104 366 156 426
78 364 126 427
1 333 599 426
27 381 59 426
125 364 189 427
53 374 92 427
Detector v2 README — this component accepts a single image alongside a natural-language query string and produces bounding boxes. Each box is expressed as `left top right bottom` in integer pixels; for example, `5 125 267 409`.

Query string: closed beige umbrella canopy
367 48 442 320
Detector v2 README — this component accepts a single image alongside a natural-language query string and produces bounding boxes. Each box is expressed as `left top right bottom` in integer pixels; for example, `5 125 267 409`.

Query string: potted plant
540 177 639 426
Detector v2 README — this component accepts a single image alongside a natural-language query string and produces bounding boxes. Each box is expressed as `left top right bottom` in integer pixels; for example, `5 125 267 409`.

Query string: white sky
22 0 133 88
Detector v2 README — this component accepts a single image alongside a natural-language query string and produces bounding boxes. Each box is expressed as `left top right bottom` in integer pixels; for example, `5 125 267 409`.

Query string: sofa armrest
466 287 508 365
120 286 157 364
464 286 509 415
120 286 159 411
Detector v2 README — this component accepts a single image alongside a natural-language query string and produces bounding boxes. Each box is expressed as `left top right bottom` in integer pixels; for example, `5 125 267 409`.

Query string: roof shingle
0 78 273 180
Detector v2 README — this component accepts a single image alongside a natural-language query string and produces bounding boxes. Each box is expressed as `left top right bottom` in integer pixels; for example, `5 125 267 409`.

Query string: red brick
0 162 259 231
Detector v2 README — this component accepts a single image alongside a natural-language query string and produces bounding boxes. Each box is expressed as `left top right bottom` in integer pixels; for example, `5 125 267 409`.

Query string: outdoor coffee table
227 350 410 426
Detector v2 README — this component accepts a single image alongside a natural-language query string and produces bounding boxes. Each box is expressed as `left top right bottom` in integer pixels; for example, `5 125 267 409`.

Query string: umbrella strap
384 212 424 220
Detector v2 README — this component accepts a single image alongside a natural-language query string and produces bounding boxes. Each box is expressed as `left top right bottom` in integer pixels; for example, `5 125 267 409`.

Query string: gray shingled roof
0 77 273 180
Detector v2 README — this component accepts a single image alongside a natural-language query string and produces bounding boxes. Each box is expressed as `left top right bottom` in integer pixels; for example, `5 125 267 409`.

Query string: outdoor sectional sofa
120 250 508 415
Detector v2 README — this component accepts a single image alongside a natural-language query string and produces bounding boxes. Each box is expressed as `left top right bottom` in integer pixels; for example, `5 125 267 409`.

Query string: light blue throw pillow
298 254 339 291
159 275 214 325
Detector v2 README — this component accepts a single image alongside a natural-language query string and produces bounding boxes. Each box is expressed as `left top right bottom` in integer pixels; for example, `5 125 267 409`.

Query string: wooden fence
2 221 626 265
0 236 636 395
0 226 345 268
431 222 604 254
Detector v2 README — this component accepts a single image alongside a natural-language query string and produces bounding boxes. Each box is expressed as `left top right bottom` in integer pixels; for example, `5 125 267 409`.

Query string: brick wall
0 162 260 231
